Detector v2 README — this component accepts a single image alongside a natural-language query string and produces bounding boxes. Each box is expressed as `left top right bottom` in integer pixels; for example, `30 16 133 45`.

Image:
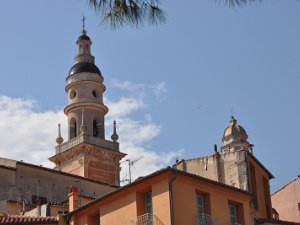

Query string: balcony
197 213 220 225
130 213 164 225
55 134 119 154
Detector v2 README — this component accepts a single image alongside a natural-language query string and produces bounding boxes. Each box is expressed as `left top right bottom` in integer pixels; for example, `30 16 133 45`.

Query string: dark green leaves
88 0 166 29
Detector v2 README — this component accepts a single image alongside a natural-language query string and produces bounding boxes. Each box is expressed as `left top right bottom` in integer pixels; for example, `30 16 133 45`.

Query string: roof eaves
16 161 119 188
248 152 274 179
67 167 251 217
256 218 300 225
272 176 300 196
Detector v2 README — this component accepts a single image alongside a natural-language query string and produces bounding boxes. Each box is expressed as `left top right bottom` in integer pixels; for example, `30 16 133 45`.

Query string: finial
81 15 87 35
56 124 64 145
80 109 88 134
229 115 237 125
214 144 218 153
111 120 119 142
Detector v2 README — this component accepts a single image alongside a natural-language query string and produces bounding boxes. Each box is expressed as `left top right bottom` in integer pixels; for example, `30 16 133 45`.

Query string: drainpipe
169 168 177 225
66 214 70 225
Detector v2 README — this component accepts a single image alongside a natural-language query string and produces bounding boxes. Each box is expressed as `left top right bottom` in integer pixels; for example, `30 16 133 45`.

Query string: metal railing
55 134 119 154
130 213 164 225
197 213 220 225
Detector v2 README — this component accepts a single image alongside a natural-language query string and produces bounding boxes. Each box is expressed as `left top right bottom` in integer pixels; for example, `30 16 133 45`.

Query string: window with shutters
228 201 244 225
229 204 238 225
196 191 211 225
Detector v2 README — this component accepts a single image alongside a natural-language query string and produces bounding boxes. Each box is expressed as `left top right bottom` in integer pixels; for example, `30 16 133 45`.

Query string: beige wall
175 156 219 182
174 151 249 191
272 178 300 222
0 159 116 205
0 168 16 200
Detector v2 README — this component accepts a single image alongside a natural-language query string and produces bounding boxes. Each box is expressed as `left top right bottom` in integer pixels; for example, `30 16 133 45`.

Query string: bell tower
49 24 126 186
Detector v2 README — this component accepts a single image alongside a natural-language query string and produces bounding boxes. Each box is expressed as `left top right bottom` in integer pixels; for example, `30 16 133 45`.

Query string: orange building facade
67 168 253 225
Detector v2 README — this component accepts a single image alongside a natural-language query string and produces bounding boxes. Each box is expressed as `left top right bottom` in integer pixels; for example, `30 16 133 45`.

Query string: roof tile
0 215 57 224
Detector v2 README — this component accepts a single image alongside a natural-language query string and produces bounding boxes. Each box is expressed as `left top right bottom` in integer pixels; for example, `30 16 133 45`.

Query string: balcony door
229 204 238 225
196 193 205 225
145 192 153 225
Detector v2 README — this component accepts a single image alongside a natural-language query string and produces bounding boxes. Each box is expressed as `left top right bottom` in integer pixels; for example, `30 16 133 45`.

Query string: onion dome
77 34 91 41
69 62 101 76
68 27 102 77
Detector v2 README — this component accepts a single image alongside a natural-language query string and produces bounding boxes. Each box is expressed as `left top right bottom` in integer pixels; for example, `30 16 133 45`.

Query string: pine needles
88 0 166 29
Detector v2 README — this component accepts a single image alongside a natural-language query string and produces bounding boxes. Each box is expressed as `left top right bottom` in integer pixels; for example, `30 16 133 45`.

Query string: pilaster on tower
49 28 126 186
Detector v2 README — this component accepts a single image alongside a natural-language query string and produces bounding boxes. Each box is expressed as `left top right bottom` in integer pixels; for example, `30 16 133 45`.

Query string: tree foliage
88 0 166 28
88 0 261 29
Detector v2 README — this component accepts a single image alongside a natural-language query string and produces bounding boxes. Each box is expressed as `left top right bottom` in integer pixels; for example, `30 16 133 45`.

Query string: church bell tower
49 23 126 186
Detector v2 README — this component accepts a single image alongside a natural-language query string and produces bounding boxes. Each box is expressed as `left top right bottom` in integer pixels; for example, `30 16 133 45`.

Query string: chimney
36 197 42 216
68 186 79 212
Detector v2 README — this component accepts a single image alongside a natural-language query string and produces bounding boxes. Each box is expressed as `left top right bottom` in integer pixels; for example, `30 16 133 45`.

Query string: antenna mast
125 156 143 183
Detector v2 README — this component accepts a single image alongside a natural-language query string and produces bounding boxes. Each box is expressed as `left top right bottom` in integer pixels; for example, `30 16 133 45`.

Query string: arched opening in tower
93 118 102 138
93 120 99 137
70 118 77 139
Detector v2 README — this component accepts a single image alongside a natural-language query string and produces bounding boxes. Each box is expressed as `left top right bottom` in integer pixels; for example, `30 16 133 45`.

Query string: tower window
70 118 77 139
70 90 76 99
92 90 97 98
93 120 99 137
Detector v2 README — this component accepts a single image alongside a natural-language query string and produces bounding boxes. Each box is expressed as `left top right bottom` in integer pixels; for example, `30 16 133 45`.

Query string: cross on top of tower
81 15 86 30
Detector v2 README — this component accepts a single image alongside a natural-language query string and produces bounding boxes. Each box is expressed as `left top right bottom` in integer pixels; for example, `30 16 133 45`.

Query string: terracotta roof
272 176 299 196
0 215 57 224
67 167 252 216
16 160 119 188
0 165 16 171
256 218 300 225
248 152 274 179
47 202 68 207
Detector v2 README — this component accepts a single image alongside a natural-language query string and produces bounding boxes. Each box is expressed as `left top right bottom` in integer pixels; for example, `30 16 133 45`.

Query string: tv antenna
123 156 144 183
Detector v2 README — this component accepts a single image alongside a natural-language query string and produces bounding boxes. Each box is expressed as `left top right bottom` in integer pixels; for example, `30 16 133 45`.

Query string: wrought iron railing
130 213 164 225
196 213 220 225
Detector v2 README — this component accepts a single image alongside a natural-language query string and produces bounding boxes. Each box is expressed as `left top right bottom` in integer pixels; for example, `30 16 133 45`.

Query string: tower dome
221 116 249 153
223 116 248 141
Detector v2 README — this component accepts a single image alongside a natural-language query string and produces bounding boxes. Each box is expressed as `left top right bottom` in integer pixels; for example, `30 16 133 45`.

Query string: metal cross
81 15 86 30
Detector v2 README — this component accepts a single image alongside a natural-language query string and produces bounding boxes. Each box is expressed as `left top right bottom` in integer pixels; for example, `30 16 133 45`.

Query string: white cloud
0 96 66 168
105 97 145 118
152 82 167 98
111 79 167 99
0 95 182 185
111 80 145 91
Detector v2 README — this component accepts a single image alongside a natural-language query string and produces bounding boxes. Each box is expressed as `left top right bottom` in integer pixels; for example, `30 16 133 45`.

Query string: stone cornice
49 142 126 166
64 102 108 115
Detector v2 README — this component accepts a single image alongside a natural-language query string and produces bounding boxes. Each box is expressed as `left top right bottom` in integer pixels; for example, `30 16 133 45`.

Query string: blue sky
0 0 299 192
